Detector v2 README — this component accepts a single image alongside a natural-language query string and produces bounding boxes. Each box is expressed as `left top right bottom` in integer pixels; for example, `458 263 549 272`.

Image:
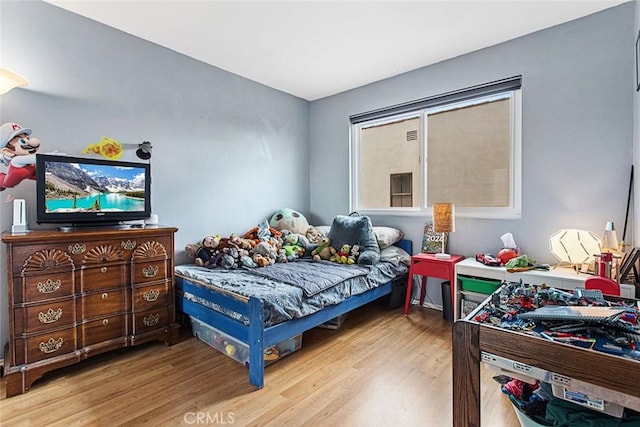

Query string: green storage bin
459 276 501 294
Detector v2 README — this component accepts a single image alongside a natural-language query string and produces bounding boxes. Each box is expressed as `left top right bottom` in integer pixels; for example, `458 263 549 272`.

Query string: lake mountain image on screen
44 161 146 213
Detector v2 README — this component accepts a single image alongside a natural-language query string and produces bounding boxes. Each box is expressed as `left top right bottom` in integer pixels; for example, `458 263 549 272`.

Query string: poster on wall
422 222 447 253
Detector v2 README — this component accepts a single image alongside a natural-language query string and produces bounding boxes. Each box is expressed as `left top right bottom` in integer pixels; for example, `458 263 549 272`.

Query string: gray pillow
328 215 380 265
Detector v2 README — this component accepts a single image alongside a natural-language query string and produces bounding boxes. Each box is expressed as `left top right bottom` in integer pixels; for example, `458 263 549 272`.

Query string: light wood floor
0 302 519 426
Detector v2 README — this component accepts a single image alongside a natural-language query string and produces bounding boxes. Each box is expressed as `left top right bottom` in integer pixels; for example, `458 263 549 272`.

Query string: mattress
175 260 408 327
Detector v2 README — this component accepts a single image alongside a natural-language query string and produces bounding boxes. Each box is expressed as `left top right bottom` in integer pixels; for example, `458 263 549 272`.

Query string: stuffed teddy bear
251 241 277 266
312 236 336 261
331 244 352 264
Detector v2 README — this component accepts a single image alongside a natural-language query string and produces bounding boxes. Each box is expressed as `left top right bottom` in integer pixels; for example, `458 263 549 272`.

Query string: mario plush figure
0 122 41 191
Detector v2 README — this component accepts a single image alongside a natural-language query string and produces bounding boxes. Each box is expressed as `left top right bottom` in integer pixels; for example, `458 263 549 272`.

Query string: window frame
349 77 522 219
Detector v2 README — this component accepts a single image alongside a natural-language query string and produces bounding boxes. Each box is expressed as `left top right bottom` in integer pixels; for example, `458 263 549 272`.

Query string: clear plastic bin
190 316 302 367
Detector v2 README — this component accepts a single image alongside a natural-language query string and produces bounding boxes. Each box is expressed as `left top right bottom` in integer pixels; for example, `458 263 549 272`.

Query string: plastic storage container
190 316 302 367
459 275 502 294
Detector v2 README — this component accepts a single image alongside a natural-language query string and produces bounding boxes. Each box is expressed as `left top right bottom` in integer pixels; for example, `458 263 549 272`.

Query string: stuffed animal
192 235 221 267
331 244 351 264
349 244 360 264
312 236 336 261
251 241 277 266
269 208 310 235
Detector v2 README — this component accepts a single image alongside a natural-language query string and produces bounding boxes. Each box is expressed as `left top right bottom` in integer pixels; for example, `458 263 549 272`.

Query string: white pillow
379 245 411 266
373 226 404 249
313 225 331 235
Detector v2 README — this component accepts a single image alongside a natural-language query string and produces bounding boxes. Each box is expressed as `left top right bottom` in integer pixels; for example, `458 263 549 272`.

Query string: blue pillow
328 215 380 265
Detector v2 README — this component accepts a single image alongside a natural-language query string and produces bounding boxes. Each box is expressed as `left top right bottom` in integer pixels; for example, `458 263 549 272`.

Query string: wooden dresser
2 226 180 397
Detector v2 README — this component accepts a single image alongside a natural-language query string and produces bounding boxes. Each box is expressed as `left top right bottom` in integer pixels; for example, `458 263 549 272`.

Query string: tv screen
36 154 151 227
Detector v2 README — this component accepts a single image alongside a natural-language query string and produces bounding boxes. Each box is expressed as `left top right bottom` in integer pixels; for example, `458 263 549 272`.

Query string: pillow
373 226 404 249
328 215 380 265
314 225 331 235
379 245 411 266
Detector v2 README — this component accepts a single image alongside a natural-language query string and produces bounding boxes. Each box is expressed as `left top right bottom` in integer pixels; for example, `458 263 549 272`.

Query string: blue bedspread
175 260 407 326
244 259 371 297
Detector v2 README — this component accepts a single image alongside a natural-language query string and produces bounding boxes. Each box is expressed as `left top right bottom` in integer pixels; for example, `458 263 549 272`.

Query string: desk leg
419 276 427 306
452 321 480 427
403 271 413 315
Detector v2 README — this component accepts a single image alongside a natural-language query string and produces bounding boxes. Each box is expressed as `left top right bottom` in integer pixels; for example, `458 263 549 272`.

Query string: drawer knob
37 279 62 294
143 313 160 327
101 293 108 299
142 265 159 278
143 289 160 302
38 308 63 324
102 319 109 326
101 267 108 273
39 337 64 354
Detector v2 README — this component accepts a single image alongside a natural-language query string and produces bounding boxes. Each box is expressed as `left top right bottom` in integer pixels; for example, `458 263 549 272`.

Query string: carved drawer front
80 263 126 293
15 299 76 334
22 271 74 303
81 315 126 347
21 328 76 364
133 283 168 311
81 289 126 319
133 307 169 334
132 260 168 285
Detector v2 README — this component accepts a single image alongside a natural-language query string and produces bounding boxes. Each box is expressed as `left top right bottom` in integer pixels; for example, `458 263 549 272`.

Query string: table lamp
433 202 455 259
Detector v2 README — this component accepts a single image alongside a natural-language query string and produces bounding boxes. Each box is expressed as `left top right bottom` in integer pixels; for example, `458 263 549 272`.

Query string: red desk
403 253 465 315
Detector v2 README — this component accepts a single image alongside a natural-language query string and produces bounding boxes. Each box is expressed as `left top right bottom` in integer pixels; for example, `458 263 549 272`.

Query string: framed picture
422 222 447 253
619 247 640 284
636 29 640 92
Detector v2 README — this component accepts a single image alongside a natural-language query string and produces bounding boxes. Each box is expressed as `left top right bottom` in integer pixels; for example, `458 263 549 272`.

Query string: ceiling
44 0 628 101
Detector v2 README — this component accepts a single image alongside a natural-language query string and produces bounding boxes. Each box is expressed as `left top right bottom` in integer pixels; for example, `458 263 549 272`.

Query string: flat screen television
35 153 151 228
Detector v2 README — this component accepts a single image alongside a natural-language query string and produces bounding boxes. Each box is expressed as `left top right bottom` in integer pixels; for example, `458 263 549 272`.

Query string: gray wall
310 2 636 261
634 2 640 248
0 1 309 359
309 2 637 305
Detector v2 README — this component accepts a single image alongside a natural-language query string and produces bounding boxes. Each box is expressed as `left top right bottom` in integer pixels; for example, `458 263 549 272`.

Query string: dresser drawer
132 259 168 285
14 299 76 334
21 271 74 304
80 315 126 347
133 283 168 311
17 328 76 364
80 289 126 319
80 263 126 293
133 307 169 334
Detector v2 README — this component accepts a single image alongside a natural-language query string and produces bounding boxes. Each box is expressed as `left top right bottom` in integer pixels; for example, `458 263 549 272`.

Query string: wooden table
403 253 464 315
452 301 640 427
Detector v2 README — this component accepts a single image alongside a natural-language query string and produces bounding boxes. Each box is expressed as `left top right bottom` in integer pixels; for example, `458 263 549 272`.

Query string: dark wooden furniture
452 299 640 427
2 226 179 397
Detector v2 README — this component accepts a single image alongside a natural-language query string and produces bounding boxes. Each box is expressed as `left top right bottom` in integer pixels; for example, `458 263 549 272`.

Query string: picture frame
422 222 447 253
636 29 640 92
619 247 640 284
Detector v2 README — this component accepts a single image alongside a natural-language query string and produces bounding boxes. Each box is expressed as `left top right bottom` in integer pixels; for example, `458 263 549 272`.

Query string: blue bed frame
175 239 412 388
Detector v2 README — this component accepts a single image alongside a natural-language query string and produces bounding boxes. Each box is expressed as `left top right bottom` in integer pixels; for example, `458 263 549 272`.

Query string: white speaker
12 198 27 233
145 213 159 225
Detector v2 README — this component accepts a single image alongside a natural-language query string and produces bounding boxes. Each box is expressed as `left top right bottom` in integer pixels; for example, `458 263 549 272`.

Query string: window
350 77 522 219
390 173 412 207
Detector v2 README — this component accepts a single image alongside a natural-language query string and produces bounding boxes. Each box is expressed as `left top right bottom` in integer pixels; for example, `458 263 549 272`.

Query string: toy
0 122 41 192
349 244 360 264
193 235 221 267
331 244 351 264
312 236 337 261
269 208 310 235
251 241 277 266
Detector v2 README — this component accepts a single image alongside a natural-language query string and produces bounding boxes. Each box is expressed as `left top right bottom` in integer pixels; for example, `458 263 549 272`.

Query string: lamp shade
433 203 455 233
549 229 601 265
0 67 28 95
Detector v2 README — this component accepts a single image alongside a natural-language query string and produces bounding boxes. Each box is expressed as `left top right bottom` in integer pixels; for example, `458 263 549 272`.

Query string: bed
175 238 412 388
